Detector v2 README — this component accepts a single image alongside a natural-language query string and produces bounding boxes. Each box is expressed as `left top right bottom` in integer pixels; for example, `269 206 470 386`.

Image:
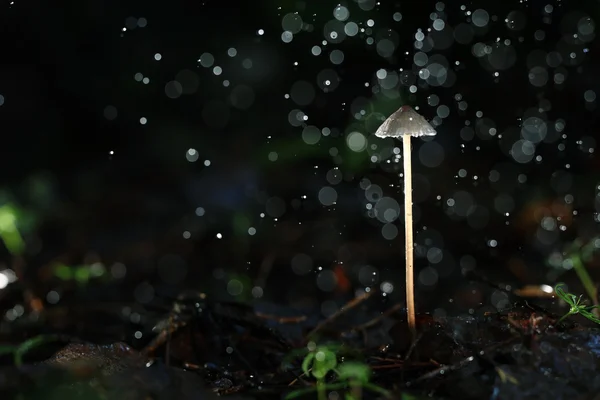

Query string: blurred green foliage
0 334 60 366
53 263 107 285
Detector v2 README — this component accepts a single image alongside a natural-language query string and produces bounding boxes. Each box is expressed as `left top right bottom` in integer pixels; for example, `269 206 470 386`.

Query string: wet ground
2 287 600 400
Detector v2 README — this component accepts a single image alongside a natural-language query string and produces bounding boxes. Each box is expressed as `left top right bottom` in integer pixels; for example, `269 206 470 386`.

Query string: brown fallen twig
305 289 376 339
254 312 307 324
408 336 519 386
141 320 188 358
404 331 424 361
370 362 433 370
343 303 404 334
408 355 475 385
287 369 311 387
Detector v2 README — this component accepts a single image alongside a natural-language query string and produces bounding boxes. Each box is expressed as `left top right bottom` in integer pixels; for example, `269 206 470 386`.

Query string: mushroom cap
375 105 437 138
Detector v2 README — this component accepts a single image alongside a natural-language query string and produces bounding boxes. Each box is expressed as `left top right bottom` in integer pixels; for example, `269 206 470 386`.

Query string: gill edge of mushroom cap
374 105 437 138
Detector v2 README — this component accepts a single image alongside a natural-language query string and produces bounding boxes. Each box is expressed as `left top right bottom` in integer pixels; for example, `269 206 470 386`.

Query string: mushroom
375 105 436 340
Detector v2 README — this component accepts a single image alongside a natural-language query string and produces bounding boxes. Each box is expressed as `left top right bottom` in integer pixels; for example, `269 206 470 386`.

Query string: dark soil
1 287 600 400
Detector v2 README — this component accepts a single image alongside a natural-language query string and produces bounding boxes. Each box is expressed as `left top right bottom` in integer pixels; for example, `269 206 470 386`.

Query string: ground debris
3 297 600 400
0 341 245 400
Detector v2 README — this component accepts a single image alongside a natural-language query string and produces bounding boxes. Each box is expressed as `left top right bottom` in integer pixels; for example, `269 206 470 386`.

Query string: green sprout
555 283 600 325
53 263 107 285
565 238 599 310
0 204 26 256
285 343 391 400
547 237 600 318
297 344 338 400
0 335 61 366
335 361 391 399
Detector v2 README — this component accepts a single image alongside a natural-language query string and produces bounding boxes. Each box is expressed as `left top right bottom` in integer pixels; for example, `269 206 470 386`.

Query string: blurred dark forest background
0 0 599 343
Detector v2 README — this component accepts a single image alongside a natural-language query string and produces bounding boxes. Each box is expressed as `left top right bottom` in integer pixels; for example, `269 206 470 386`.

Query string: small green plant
564 238 599 309
548 237 600 316
0 335 60 366
284 342 391 400
336 361 391 399
555 283 600 324
0 203 26 256
53 262 107 285
296 343 338 400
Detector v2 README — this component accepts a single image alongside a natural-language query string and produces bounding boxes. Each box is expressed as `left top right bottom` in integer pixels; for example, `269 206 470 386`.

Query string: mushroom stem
402 134 416 340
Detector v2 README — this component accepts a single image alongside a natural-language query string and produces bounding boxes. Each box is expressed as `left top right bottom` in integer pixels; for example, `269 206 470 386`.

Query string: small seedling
335 361 391 399
554 283 600 324
297 344 338 400
285 342 391 400
0 203 26 256
564 237 599 314
53 263 107 285
0 200 44 313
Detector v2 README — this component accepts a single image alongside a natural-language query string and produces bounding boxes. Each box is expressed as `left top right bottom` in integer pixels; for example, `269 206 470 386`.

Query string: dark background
0 0 599 343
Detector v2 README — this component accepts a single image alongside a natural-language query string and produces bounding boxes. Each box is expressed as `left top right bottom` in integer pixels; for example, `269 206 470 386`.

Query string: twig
345 304 404 333
287 369 310 386
305 290 376 339
141 320 187 357
404 331 423 361
408 355 475 385
408 335 519 386
254 312 307 324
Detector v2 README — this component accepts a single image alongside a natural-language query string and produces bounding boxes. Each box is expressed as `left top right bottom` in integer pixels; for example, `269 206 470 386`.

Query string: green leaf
74 266 91 284
336 362 371 384
54 264 73 280
301 352 315 376
312 348 337 379
554 283 573 305
555 284 600 325
0 345 18 356
363 382 393 398
0 204 26 255
14 335 60 366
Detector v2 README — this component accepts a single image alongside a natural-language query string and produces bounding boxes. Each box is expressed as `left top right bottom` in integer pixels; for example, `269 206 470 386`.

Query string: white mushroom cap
375 105 437 138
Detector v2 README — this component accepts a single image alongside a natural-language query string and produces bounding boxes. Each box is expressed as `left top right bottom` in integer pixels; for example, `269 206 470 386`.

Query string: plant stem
557 310 574 324
571 252 598 312
402 135 416 341
317 380 326 400
349 381 362 400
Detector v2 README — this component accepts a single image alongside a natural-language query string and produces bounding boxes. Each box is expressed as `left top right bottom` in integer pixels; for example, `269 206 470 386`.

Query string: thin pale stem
402 135 416 341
